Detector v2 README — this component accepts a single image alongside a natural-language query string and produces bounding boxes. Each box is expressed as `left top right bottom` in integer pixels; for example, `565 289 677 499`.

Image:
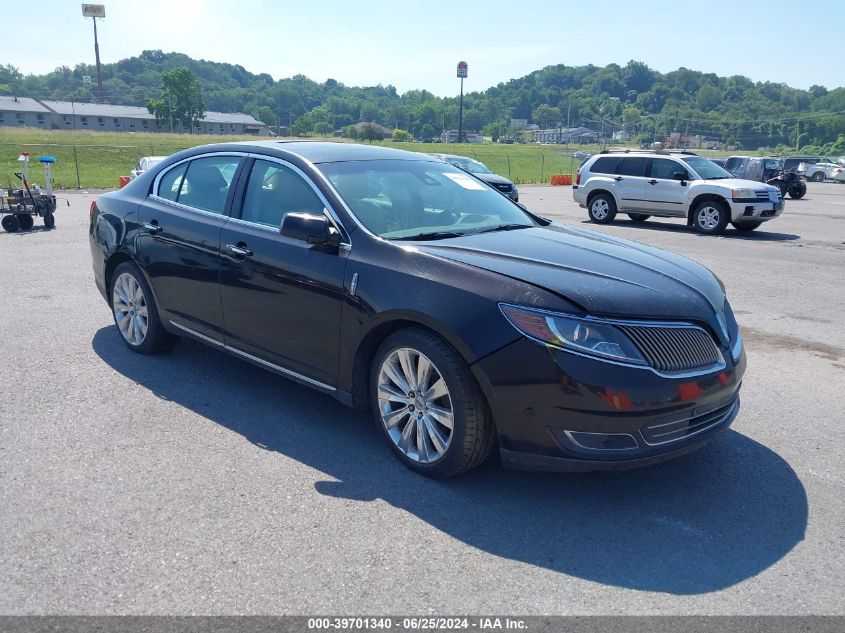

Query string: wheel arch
347 312 491 412
688 193 729 225
586 188 617 209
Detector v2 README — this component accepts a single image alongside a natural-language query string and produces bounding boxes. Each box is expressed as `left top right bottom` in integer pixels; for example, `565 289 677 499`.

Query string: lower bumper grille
493 183 513 193
641 395 739 446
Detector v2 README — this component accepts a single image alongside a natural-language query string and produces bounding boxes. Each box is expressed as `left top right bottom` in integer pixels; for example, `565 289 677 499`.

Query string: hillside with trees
2 52 844 152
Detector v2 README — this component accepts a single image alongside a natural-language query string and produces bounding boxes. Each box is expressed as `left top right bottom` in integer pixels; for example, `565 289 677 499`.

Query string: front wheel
588 193 617 224
110 262 176 354
371 328 493 478
788 182 807 199
628 214 650 222
43 212 55 229
732 221 762 232
17 214 34 230
692 200 729 235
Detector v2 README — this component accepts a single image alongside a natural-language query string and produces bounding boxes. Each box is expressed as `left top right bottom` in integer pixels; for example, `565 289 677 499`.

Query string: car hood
475 172 514 187
701 178 779 191
416 224 726 322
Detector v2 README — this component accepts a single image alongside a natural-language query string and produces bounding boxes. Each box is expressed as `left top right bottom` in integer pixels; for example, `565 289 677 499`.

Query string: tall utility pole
82 5 106 101
456 61 468 143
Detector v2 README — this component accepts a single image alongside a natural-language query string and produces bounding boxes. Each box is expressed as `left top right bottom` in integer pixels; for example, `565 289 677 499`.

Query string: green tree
359 123 384 143
146 67 206 132
255 106 277 127
532 104 560 128
392 128 412 142
419 123 436 142
313 121 333 136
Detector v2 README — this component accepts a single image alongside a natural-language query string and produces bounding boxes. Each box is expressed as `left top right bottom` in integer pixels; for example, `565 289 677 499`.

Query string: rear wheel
788 182 807 199
371 328 493 478
588 193 617 224
17 214 34 230
811 171 824 182
1 215 20 233
732 221 762 232
110 262 175 354
628 214 650 222
692 200 729 235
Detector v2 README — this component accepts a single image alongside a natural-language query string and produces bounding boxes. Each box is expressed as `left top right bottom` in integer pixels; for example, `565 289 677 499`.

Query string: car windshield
681 157 734 179
764 159 782 170
447 156 493 175
321 159 535 239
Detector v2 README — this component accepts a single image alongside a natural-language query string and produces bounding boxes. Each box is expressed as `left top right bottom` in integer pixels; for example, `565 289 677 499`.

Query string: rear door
219 156 350 387
614 157 648 211
138 153 245 342
645 158 689 216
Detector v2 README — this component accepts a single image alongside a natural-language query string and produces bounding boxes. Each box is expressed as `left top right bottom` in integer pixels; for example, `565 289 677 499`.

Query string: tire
692 199 729 235
628 214 650 222
788 182 807 199
588 193 617 224
1 214 20 233
732 221 762 232
370 327 493 478
110 261 176 354
43 212 55 229
17 214 34 230
811 171 824 182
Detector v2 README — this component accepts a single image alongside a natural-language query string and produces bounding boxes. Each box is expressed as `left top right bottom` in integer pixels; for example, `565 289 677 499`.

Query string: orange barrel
562 174 572 185
118 176 130 188
550 175 560 185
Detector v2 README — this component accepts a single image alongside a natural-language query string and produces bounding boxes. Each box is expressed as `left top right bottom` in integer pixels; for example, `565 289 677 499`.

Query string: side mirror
672 172 687 181
280 212 340 245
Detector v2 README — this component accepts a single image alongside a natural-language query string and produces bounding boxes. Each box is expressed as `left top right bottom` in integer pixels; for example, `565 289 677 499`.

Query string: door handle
614 176 624 181
143 221 162 234
648 179 658 185
225 243 253 257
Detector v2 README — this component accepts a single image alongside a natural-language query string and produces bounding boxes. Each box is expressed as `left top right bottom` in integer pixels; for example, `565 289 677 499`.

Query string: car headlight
731 188 756 200
499 304 647 365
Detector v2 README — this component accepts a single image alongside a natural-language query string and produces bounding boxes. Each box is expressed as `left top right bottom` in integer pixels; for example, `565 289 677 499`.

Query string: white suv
572 150 784 234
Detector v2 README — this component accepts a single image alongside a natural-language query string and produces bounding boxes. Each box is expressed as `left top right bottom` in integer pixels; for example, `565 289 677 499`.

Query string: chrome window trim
244 153 351 247
498 302 727 378
150 151 249 216
169 320 336 391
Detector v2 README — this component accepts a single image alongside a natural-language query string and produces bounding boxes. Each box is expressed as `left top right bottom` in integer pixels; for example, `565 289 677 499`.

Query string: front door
645 158 689 217
219 158 349 387
138 154 244 341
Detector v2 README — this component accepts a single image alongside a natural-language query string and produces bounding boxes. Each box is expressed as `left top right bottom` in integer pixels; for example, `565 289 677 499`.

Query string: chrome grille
641 395 739 445
617 324 722 373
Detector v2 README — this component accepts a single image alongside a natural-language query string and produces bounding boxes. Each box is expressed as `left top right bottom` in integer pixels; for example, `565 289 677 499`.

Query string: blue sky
5 0 843 96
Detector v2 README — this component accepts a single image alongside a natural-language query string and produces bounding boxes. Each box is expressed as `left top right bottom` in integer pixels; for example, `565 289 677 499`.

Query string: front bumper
473 337 745 471
728 198 784 223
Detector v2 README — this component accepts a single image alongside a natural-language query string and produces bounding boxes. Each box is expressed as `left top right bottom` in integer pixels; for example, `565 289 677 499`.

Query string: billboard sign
81 4 106 17
457 61 468 79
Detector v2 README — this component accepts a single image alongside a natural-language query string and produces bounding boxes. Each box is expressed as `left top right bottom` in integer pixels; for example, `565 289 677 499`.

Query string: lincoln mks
89 141 745 477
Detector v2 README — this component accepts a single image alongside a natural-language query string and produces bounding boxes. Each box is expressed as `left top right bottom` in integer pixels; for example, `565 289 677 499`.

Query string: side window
178 156 241 215
617 157 647 177
156 163 187 202
240 159 325 227
650 158 683 180
590 157 620 174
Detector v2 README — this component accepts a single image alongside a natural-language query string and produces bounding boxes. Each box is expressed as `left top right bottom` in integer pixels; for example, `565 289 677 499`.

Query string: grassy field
0 126 738 190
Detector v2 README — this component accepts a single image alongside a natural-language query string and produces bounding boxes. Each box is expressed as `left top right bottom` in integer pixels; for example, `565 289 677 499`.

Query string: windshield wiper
392 230 465 241
474 223 534 234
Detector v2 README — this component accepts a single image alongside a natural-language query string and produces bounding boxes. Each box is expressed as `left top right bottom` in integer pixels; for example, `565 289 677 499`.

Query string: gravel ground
0 182 843 615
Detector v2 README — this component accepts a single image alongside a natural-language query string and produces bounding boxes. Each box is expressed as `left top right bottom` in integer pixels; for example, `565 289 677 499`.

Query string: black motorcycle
766 169 807 199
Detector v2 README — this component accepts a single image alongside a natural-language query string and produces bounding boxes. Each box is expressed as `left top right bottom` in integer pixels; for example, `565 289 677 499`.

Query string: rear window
589 157 619 174
617 157 647 177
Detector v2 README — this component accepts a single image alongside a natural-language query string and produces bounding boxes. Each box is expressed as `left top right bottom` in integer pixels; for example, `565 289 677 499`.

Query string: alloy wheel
697 206 721 231
591 199 609 220
112 272 149 346
377 347 454 464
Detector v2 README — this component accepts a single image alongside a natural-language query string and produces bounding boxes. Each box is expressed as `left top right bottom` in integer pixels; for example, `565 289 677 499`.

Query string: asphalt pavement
1 182 843 615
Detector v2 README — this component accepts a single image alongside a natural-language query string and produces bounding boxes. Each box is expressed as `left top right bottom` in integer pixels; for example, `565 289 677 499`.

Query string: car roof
187 140 438 164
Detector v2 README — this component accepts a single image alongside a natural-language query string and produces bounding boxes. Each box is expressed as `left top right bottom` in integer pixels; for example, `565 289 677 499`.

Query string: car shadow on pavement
92 327 808 596
585 219 801 241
